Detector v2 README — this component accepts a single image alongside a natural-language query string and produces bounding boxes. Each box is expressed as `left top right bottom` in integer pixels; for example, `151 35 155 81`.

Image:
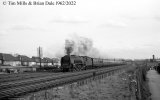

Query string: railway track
0 68 102 90
0 72 62 83
0 71 61 79
0 72 44 78
0 65 127 99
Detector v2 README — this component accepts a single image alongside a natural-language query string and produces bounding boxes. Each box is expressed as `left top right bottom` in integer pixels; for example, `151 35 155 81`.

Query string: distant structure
37 46 43 68
153 55 155 61
150 55 155 62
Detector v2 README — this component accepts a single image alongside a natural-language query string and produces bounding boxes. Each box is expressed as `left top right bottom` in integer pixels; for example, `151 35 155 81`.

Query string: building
32 56 55 67
32 56 41 66
18 55 36 66
43 57 53 66
0 53 21 66
52 58 60 67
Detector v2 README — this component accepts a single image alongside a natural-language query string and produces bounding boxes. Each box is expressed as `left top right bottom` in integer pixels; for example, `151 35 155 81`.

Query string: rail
0 65 127 99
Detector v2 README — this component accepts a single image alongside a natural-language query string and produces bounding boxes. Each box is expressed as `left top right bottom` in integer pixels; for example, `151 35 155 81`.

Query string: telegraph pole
2 53 4 65
39 47 41 68
38 46 43 68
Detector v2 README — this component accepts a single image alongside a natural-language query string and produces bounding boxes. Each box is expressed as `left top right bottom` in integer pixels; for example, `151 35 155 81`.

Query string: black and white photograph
0 0 160 100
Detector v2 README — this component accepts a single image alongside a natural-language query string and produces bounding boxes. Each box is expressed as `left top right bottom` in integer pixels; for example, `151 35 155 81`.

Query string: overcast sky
0 0 160 59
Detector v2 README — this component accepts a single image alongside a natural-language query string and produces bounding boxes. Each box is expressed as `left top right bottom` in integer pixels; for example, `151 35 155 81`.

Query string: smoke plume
65 35 102 58
65 40 75 55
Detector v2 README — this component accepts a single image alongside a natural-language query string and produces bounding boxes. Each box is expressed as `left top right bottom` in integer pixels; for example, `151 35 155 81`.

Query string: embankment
125 63 151 100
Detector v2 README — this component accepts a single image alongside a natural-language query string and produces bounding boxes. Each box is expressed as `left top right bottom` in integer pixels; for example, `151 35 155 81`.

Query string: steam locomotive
61 55 125 72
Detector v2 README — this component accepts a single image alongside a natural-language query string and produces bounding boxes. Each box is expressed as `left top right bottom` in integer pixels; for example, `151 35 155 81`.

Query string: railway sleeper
0 66 126 99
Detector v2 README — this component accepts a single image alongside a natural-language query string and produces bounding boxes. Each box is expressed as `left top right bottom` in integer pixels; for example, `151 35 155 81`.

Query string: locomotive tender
61 55 125 72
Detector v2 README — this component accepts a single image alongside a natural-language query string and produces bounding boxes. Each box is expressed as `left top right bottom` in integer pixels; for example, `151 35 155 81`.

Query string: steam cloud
65 40 75 55
65 35 102 58
45 34 109 58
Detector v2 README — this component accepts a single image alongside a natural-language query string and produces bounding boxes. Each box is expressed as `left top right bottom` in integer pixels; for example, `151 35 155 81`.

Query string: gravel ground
17 71 137 100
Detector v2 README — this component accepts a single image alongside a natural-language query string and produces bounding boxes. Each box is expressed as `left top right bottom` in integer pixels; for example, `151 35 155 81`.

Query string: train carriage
103 59 123 67
93 58 103 68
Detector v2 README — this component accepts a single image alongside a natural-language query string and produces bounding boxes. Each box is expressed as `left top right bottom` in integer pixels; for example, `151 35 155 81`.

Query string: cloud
50 16 89 24
124 15 160 21
101 19 127 28
10 25 35 31
6 24 46 32
154 16 160 21
0 25 35 36
0 30 8 36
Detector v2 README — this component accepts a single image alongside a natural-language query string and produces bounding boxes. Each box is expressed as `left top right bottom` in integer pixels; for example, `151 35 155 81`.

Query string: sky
0 0 160 59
